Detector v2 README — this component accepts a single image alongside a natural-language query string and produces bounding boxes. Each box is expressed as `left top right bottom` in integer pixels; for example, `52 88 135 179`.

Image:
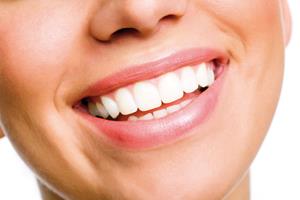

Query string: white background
251 1 300 199
0 1 299 199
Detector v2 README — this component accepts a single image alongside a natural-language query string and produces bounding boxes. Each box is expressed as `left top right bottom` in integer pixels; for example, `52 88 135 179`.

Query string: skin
0 0 291 199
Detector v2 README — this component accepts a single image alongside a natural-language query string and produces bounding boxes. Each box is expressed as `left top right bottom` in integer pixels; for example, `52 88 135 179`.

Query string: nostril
160 14 178 21
111 27 139 39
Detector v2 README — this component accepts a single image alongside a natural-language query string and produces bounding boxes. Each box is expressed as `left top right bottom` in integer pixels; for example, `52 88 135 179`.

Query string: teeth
87 102 110 119
101 96 120 119
180 99 192 108
133 81 162 111
166 104 181 114
139 113 154 120
127 100 190 121
158 72 183 104
88 102 102 117
207 67 215 86
88 62 217 120
153 109 168 119
96 102 109 118
196 63 210 88
115 88 137 115
180 67 198 93
128 115 138 121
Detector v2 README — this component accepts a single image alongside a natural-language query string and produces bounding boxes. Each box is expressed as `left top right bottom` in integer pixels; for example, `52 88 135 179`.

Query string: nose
90 0 187 41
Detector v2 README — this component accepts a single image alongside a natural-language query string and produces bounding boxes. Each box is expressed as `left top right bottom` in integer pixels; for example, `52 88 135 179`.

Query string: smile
76 48 229 149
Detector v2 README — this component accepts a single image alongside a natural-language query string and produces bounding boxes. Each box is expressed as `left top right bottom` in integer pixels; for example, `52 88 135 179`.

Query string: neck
39 174 250 200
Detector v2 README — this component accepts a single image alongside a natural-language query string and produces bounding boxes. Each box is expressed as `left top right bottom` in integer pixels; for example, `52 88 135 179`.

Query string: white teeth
115 88 137 115
88 62 216 120
180 99 192 108
139 113 154 120
88 102 102 117
127 101 189 121
158 72 183 104
128 115 138 121
180 67 198 93
207 67 215 86
196 63 210 88
96 102 109 118
101 96 120 119
166 104 181 114
153 109 168 119
133 81 162 111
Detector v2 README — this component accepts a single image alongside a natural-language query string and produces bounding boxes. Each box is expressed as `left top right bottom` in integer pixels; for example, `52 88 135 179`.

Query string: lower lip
77 69 226 150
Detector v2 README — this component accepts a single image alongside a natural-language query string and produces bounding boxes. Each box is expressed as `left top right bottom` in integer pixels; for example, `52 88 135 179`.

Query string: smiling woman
0 0 293 200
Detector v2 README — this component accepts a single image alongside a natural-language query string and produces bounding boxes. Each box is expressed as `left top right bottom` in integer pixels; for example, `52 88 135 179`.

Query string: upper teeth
87 63 215 120
133 81 162 111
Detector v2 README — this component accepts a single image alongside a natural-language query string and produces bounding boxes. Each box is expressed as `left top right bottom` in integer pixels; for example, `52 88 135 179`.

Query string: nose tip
116 1 179 35
90 0 187 42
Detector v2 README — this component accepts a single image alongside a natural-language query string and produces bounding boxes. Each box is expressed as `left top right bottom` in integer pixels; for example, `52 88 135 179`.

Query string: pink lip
83 48 228 97
76 48 228 149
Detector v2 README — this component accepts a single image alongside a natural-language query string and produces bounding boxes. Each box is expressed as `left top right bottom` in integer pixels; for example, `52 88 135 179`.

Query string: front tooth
115 88 137 115
180 67 198 93
133 81 162 111
207 67 215 86
88 102 101 117
101 96 120 119
196 63 209 88
166 104 181 114
153 109 168 119
158 72 184 104
96 102 109 118
139 113 154 121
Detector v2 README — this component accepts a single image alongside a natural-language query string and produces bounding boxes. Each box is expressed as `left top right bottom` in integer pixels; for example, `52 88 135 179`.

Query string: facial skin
0 0 291 200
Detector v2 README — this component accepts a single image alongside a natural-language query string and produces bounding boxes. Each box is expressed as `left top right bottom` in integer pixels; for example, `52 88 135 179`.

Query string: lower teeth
85 86 208 122
124 98 192 121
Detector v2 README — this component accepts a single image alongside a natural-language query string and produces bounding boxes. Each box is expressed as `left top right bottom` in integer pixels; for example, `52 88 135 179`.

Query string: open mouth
82 61 221 121
75 48 229 149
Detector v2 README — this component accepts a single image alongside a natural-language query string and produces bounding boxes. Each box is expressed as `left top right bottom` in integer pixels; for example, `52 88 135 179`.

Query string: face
0 0 291 199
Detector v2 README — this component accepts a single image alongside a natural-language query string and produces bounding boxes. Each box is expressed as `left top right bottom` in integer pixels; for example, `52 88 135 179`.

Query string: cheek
0 6 80 104
201 0 283 42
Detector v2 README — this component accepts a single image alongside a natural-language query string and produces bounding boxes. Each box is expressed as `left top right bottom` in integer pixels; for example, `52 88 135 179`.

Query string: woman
0 1 291 199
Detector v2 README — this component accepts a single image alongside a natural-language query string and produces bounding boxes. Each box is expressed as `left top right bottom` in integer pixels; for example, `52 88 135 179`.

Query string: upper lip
78 48 229 101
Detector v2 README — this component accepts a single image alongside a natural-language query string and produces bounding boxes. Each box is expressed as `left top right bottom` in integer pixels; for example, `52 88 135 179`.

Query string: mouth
75 48 229 149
